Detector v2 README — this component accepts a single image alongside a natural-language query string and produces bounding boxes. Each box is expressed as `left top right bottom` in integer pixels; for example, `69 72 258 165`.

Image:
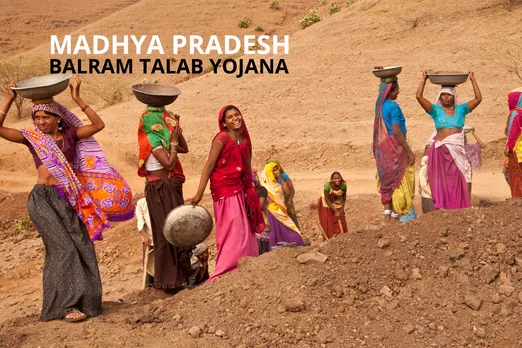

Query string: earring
223 125 227 129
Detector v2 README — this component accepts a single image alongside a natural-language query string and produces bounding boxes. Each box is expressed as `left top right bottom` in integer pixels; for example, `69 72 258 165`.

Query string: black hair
330 171 342 180
221 105 239 123
389 81 399 93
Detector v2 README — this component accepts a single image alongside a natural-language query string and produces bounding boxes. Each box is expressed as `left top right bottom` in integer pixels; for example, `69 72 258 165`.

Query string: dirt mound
2 197 522 347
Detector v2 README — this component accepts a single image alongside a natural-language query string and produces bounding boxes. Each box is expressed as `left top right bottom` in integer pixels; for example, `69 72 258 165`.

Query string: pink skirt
207 191 259 282
428 143 470 210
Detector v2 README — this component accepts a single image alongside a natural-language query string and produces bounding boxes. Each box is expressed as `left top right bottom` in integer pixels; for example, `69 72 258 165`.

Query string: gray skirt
28 184 102 321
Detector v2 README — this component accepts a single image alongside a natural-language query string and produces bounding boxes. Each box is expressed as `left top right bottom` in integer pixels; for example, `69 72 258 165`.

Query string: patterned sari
505 89 522 197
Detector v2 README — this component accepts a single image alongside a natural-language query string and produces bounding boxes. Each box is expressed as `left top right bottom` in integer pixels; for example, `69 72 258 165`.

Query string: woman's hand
407 149 416 165
334 210 341 218
422 71 428 82
69 74 82 103
190 193 202 206
170 126 182 144
7 81 17 101
469 71 476 82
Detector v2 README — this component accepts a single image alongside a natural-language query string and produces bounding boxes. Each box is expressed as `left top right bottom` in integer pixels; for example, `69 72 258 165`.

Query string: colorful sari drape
209 105 265 234
24 101 134 240
504 89 522 197
137 106 185 181
373 82 413 215
259 162 301 234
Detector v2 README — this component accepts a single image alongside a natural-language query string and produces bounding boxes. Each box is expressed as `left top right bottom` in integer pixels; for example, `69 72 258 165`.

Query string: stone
450 249 466 261
215 330 225 337
496 243 507 254
297 252 328 264
395 269 409 280
439 266 449 278
377 238 391 249
478 264 499 284
465 295 482 311
499 285 515 297
473 326 486 339
380 286 393 298
492 293 503 304
316 329 336 344
411 268 422 280
284 297 304 312
277 304 286 313
189 326 201 338
172 314 182 322
239 297 248 308
403 324 415 334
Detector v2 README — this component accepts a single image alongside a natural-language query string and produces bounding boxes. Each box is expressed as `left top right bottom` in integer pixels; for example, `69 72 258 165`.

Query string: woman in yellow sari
259 162 304 247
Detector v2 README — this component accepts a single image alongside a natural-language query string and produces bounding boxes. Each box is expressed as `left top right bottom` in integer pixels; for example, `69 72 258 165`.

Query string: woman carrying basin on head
137 100 191 298
416 71 482 210
0 75 135 322
191 105 265 281
373 76 416 225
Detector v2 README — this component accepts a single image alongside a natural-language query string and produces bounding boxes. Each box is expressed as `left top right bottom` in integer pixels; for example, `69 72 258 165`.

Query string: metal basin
11 74 71 100
163 204 213 247
131 84 182 107
372 66 402 78
427 72 469 86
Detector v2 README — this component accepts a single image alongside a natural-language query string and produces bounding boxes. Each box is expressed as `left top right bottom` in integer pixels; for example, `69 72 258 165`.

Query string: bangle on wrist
0 110 6 116
81 104 90 112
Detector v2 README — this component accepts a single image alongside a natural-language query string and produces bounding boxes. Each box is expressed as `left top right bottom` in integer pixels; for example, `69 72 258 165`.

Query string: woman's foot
151 288 170 299
64 309 87 322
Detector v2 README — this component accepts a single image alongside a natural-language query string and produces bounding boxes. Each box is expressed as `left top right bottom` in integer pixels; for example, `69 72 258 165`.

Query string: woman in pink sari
191 105 264 281
416 71 482 210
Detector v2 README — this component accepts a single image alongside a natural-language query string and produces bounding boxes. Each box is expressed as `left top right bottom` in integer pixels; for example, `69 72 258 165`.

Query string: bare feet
64 309 87 322
151 288 170 299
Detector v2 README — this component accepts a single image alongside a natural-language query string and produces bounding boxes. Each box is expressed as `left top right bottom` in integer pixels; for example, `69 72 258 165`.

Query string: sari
373 82 415 216
208 105 265 282
259 162 304 247
24 101 134 240
266 159 299 228
318 179 348 240
504 89 522 197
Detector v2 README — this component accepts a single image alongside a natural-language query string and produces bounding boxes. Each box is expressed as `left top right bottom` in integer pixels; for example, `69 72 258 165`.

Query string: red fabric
317 198 347 241
209 105 265 234
507 150 522 198
373 83 408 204
137 110 185 182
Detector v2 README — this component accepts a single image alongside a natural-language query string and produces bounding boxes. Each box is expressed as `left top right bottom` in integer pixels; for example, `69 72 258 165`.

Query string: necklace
53 132 65 151
229 131 242 145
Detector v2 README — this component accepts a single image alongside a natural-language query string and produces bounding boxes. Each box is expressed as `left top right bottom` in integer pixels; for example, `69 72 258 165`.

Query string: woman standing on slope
416 72 482 210
373 77 416 225
191 105 264 281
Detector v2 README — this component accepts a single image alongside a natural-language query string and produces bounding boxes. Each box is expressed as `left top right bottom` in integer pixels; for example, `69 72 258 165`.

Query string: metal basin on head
11 74 71 100
131 84 182 107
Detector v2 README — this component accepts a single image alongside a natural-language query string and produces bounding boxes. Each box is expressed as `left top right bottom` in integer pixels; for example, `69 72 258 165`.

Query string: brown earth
1 0 522 346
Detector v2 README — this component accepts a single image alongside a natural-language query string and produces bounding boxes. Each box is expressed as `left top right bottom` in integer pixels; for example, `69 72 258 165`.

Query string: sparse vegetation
238 16 252 29
0 57 47 118
407 13 428 29
328 3 341 15
269 1 279 9
346 0 357 7
498 40 522 82
299 10 321 29
15 216 33 233
255 25 264 32
504 0 521 11
83 77 130 108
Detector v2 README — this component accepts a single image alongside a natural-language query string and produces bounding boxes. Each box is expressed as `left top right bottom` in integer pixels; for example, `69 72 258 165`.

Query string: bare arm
416 72 432 113
467 72 482 112
393 125 415 165
0 82 24 143
285 178 295 203
70 75 105 139
176 132 189 153
190 139 224 205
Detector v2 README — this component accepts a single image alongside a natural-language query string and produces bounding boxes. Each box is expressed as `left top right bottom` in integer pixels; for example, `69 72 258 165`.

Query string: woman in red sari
317 172 348 240
191 105 264 281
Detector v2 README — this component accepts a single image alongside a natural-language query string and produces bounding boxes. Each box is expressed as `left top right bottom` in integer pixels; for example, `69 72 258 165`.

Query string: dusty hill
1 0 522 347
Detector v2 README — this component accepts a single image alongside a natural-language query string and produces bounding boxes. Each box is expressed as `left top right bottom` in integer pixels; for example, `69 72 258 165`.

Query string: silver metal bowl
372 66 402 78
427 73 469 86
131 84 182 107
163 204 213 247
11 74 71 100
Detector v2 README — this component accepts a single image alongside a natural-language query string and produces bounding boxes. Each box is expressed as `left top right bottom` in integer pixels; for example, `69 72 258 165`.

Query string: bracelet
81 104 90 112
170 142 178 147
0 110 6 116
